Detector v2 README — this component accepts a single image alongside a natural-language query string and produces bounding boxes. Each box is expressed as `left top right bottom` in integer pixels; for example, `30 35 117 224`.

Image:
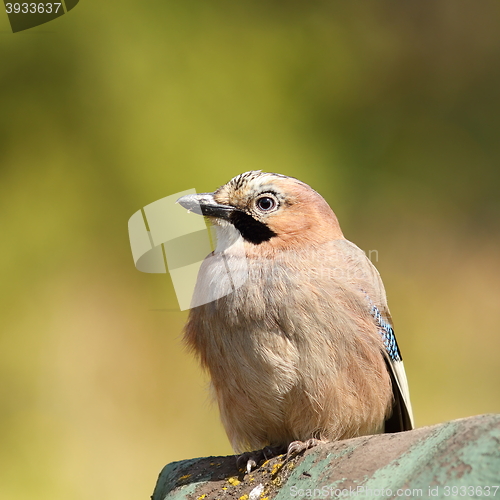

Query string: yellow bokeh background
1 2 499 499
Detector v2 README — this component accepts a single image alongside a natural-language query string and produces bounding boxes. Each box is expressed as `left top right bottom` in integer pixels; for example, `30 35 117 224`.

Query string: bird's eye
256 196 277 212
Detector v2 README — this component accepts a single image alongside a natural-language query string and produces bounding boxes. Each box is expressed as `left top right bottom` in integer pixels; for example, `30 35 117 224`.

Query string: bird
177 171 414 471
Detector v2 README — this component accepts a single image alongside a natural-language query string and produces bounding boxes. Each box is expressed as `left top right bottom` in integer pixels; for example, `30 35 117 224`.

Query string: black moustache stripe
229 211 277 244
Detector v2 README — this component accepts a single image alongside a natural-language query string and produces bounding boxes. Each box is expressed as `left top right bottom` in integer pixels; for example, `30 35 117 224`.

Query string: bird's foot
236 445 287 473
286 438 322 459
236 451 259 474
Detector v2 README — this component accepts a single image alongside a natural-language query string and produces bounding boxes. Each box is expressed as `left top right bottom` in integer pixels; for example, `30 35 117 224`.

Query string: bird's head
177 171 343 252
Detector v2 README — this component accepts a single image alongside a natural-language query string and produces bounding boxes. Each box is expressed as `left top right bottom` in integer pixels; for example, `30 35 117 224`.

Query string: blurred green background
1 1 499 499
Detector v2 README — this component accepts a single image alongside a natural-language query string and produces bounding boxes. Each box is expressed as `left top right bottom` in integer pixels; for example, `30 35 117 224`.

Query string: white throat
213 220 244 254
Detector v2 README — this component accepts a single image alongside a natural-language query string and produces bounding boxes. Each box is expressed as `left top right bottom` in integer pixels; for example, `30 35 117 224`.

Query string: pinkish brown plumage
178 171 413 470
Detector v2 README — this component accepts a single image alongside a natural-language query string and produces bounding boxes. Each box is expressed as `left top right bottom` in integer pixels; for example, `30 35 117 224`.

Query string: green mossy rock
152 414 500 500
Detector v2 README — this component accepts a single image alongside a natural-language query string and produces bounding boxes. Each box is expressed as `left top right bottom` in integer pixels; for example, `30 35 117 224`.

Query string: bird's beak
177 193 235 221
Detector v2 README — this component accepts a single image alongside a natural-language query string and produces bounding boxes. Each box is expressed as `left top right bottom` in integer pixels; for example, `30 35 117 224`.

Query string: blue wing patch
359 289 403 362
370 304 402 362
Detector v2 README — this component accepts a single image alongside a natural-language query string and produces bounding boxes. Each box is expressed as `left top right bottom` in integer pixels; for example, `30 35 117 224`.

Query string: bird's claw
246 459 257 474
236 445 287 473
236 451 260 473
286 438 322 459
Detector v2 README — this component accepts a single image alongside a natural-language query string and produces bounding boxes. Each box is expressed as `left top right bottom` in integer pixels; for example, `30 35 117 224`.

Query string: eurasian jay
177 171 413 471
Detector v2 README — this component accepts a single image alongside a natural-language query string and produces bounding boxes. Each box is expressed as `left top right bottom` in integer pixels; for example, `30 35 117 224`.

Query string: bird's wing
371 300 414 432
331 239 415 432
